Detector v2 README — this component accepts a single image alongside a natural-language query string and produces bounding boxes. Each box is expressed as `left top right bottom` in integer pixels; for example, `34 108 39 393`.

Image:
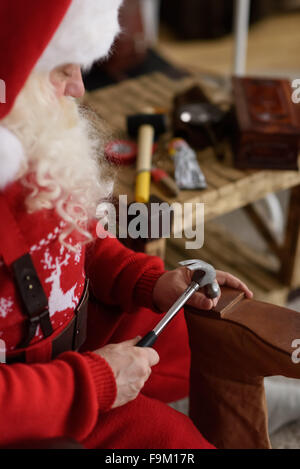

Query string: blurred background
84 0 300 88
160 0 300 77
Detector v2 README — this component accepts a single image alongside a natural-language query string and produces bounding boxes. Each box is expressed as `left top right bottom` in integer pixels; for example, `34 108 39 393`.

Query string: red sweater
0 182 165 446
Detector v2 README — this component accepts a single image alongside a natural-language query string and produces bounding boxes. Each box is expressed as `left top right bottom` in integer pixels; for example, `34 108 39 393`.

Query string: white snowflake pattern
30 222 67 254
0 297 13 318
74 245 82 264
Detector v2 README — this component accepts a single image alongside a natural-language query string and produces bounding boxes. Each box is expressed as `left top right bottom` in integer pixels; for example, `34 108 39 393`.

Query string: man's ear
0 126 25 189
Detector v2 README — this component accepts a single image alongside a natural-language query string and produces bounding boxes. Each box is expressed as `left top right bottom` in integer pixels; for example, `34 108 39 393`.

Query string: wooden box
232 76 300 170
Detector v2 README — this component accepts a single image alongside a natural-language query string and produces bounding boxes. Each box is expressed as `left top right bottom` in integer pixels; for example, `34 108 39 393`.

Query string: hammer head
127 113 167 140
179 259 220 299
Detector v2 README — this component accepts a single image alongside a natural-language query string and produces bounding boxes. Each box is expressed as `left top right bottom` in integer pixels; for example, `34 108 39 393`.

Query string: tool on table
173 85 228 159
105 140 138 166
168 138 207 190
178 103 225 160
151 167 179 198
127 112 167 203
105 140 159 166
232 76 300 170
137 259 220 348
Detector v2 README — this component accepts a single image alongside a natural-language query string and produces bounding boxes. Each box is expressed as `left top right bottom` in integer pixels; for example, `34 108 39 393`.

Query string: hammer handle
137 282 200 348
136 125 155 172
135 125 154 203
136 331 157 348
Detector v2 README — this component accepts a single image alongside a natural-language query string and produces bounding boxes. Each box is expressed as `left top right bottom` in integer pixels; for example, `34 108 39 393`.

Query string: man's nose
64 65 85 98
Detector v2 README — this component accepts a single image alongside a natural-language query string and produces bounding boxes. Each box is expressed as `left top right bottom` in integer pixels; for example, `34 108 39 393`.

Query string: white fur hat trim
36 0 123 71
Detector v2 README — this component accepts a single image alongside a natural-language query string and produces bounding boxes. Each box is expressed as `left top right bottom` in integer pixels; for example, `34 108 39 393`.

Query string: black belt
6 280 89 365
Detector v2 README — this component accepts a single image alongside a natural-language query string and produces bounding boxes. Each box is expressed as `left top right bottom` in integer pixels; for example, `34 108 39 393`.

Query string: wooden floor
157 12 300 78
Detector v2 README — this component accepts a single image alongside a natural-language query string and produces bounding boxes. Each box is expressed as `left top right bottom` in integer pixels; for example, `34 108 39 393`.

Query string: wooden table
84 72 300 305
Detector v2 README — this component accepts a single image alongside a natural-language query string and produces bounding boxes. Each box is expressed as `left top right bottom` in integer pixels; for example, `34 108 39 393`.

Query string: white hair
1 73 114 249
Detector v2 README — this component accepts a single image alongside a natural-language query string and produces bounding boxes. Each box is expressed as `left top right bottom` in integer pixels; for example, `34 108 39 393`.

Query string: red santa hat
0 0 122 189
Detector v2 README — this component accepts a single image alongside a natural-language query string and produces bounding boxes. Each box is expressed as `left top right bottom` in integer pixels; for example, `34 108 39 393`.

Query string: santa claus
0 0 252 449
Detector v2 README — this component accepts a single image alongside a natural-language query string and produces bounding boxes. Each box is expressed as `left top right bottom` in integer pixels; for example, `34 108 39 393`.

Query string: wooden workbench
84 72 300 305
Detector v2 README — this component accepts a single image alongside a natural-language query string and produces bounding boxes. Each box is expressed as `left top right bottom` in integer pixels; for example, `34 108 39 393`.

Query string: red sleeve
0 351 116 447
85 233 165 312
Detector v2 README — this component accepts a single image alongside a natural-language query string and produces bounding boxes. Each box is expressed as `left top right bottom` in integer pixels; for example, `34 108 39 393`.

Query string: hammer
137 260 220 348
127 112 167 203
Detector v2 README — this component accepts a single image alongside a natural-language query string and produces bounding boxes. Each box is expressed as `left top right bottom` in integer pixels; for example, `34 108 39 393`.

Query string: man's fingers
216 271 253 298
143 347 160 367
122 336 142 346
120 337 159 366
212 295 220 308
188 293 214 311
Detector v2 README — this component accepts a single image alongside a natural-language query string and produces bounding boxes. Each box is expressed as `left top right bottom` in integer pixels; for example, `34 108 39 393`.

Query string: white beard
1 72 114 247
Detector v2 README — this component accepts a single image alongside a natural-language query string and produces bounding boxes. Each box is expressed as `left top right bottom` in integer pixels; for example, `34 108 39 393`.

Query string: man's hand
153 267 253 313
95 337 160 408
